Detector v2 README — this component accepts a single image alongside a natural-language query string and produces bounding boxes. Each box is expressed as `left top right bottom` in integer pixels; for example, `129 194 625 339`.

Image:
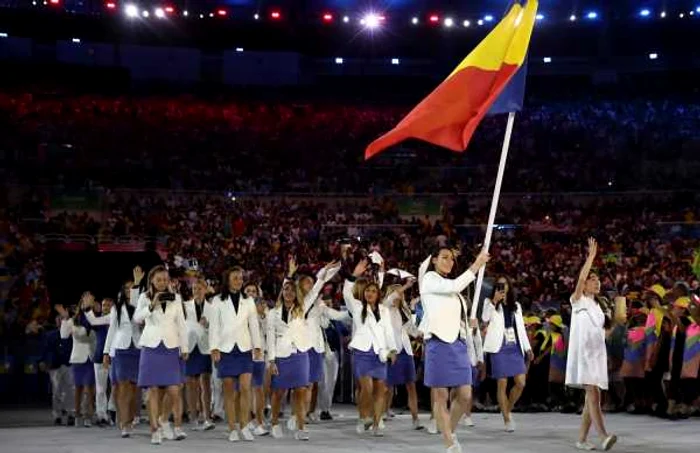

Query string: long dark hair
492 274 517 313
425 246 456 277
360 282 382 324
145 265 169 301
115 289 135 325
220 266 244 300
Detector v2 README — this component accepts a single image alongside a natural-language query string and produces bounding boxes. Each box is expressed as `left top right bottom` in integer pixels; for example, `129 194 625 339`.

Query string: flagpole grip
470 111 517 321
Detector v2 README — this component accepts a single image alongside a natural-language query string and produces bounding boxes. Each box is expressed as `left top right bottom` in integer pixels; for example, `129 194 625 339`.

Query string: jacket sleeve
208 299 221 352
248 300 262 350
85 310 111 326
382 308 398 352
133 294 154 324
516 304 532 352
481 298 496 323
103 308 118 355
176 298 188 353
420 270 476 296
266 312 276 362
59 319 73 339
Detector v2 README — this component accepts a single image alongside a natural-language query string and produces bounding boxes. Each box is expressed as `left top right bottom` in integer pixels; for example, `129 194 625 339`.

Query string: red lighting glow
216 9 227 16
270 10 281 19
49 0 60 4
105 2 116 9
164 6 174 13
322 13 333 22
429 14 440 23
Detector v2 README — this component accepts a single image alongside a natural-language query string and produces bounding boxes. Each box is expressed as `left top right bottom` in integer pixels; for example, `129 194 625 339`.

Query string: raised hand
288 256 298 278
353 259 369 278
587 237 598 258
133 266 145 286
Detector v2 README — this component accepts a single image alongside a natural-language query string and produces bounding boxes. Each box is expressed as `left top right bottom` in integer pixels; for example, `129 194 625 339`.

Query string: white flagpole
470 111 517 321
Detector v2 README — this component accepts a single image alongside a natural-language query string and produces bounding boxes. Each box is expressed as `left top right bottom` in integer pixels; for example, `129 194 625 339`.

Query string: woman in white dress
566 238 617 451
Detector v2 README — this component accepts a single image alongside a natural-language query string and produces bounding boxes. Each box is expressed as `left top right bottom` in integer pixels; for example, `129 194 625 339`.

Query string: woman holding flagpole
566 238 617 451
419 247 490 453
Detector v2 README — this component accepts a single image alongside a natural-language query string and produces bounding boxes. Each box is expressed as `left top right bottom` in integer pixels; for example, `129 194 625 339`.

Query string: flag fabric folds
365 0 538 160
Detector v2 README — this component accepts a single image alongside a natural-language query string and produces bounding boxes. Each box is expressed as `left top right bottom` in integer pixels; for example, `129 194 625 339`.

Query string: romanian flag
365 0 538 160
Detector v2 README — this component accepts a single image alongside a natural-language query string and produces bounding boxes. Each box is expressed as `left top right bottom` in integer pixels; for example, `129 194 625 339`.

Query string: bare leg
358 377 373 420
167 385 183 427
295 387 308 430
200 374 212 420
160 392 171 422
450 384 472 432
497 378 510 422
579 394 592 443
585 386 609 439
74 386 84 418
509 374 526 412
222 378 237 431
271 389 283 427
147 387 162 432
372 379 387 428
407 382 419 422
255 387 265 425
186 377 199 422
385 386 394 415
432 388 453 447
238 373 253 428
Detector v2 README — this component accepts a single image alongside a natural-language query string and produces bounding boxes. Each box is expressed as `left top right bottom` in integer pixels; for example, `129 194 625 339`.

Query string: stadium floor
0 406 695 453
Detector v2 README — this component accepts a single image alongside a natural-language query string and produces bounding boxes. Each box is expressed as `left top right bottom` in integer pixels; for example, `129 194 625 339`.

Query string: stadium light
155 8 165 18
429 14 439 24
164 6 174 14
639 9 650 17
72 38 81 43
697 6 700 13
462 20 470 27
649 53 658 60
235 47 244 52
270 10 281 20
391 58 399 65
216 9 226 16
411 17 419 25
362 13 382 29
444 17 454 27
322 13 333 23
477 19 484 26
183 10 188 16
253 13 259 20
105 2 116 10
586 11 598 20
536 13 544 21
543 57 552 63
569 14 577 22
343 16 349 23
142 10 149 17
484 14 494 22
679 13 685 18
0 32 7 38
335 57 343 65
125 3 138 18
660 11 666 18
49 0 59 4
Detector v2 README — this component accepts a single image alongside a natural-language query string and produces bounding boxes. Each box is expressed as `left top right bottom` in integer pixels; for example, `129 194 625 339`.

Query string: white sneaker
602 434 617 451
173 427 187 441
373 426 385 437
295 429 310 441
378 419 385 430
287 417 297 431
505 418 516 433
271 424 284 439
427 419 438 435
151 431 162 445
462 416 475 427
412 419 424 430
254 425 269 436
73 417 81 427
201 420 215 431
241 426 255 441
160 421 175 440
356 420 366 435
228 430 240 442
83 419 92 428
121 428 130 438
576 441 597 451
446 443 463 453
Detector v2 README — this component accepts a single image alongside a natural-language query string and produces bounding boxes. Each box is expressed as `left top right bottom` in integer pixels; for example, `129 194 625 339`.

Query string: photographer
133 265 188 445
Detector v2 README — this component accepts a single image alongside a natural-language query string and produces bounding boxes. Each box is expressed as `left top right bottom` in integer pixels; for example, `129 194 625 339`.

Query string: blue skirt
72 360 96 387
185 346 212 377
352 349 387 381
114 346 140 383
138 343 182 388
252 361 266 388
490 340 526 379
272 352 310 390
387 351 417 386
217 346 253 378
424 337 472 388
308 350 325 383
109 358 117 383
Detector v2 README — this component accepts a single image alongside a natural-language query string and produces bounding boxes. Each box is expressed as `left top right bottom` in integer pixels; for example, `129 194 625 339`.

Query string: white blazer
267 306 312 361
418 262 477 343
384 293 420 356
482 299 531 355
208 293 262 353
103 305 142 355
183 299 216 354
60 318 96 364
134 293 188 351
343 279 397 361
